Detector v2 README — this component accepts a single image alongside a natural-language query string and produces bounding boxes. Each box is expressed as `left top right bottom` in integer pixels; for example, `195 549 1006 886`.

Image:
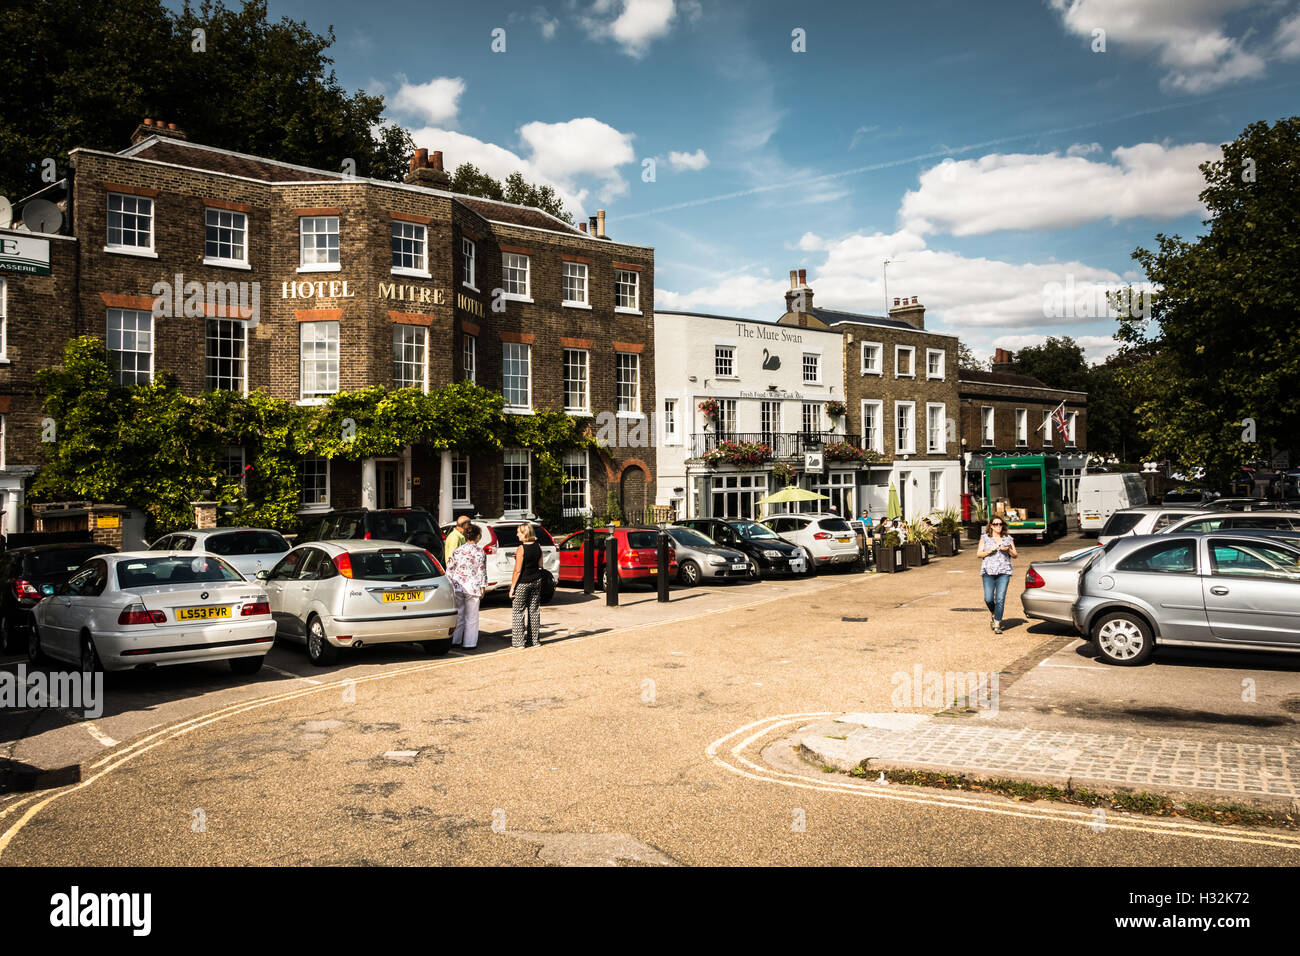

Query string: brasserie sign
0 234 51 275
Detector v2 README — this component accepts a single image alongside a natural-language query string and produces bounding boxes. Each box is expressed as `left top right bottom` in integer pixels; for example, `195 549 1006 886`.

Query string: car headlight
763 549 783 558
707 556 727 566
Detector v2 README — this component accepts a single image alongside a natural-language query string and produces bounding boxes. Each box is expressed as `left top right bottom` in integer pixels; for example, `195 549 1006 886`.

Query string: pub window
503 342 531 410
463 333 477 383
106 308 153 385
615 269 639 311
106 193 153 252
451 454 470 505
300 457 330 509
391 220 427 273
205 318 247 392
562 261 589 305
299 321 339 400
299 216 339 268
502 253 530 299
563 348 590 412
616 352 640 414
462 237 477 289
393 325 427 390
204 208 247 264
562 450 589 516
503 448 531 514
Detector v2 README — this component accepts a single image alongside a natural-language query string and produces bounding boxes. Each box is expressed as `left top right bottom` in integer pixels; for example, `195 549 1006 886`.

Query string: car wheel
747 562 761 581
422 637 452 656
229 655 265 676
678 560 702 587
1091 611 1154 666
27 624 43 664
598 566 618 590
802 548 817 576
80 633 103 675
305 616 338 666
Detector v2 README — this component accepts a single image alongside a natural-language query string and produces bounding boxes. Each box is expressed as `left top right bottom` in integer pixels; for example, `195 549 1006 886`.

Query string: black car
0 542 117 652
674 517 806 578
298 508 444 555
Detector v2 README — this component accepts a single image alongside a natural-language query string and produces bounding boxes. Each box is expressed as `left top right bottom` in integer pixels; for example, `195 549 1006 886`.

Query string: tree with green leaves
1119 117 1300 485
1010 336 1090 393
0 0 413 199
956 341 986 372
449 163 574 224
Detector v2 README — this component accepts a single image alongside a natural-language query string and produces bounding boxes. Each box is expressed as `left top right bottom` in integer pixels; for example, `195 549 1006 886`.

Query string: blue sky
238 0 1299 362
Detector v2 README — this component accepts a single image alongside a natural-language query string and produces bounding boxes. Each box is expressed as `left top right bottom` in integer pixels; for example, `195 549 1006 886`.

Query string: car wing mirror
255 569 270 580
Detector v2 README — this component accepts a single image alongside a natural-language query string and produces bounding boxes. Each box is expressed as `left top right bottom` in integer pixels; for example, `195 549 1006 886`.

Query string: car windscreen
668 528 715 548
205 531 290 556
624 531 661 549
116 555 244 589
349 549 442 582
369 512 439 540
730 521 779 540
817 518 853 532
24 548 113 577
1100 511 1145 536
493 523 557 548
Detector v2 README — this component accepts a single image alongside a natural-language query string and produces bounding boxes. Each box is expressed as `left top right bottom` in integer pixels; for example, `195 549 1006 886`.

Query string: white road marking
263 664 323 685
1038 660 1108 671
79 722 117 748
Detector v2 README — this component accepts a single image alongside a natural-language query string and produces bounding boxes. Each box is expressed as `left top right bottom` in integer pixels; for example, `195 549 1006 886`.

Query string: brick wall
958 379 1088 453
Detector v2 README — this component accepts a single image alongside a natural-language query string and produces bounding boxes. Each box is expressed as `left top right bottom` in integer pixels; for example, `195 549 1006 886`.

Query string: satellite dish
0 197 11 229
22 199 62 234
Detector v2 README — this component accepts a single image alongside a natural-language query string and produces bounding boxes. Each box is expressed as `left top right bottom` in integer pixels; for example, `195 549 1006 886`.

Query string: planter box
965 524 982 541
903 542 923 567
951 533 962 553
873 544 907 572
936 535 956 557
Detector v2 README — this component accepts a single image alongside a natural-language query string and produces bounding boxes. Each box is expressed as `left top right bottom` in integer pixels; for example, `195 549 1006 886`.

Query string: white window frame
391 220 430 278
393 324 428 391
929 470 944 511
802 402 821 435
298 216 340 273
299 321 340 402
1042 409 1054 446
615 269 640 313
895 345 915 379
1067 411 1078 446
502 342 532 412
106 308 154 385
616 352 642 415
563 348 590 413
716 398 738 436
300 457 330 512
221 446 246 485
760 400 783 442
462 237 477 291
860 399 884 454
203 207 249 268
926 403 946 454
981 407 995 446
501 253 531 301
860 341 882 375
1015 408 1028 447
926 348 945 380
451 454 471 506
714 345 736 379
561 261 590 308
802 351 822 385
205 318 248 394
503 448 532 515
663 398 679 445
105 192 155 256
463 333 476 383
895 401 916 455
562 449 590 516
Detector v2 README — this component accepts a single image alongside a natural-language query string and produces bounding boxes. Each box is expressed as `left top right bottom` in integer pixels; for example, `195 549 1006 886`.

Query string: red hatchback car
556 527 677 587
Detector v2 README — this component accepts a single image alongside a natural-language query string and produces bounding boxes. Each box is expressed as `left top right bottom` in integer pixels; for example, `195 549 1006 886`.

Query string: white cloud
1066 142 1102 157
1048 0 1269 93
390 76 466 127
1277 12 1300 59
900 141 1217 236
581 0 678 58
656 274 792 313
667 148 710 171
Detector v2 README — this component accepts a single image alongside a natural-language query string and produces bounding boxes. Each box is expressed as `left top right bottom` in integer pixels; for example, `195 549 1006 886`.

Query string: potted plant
771 460 796 487
825 399 847 421
909 516 936 564
874 529 906 572
702 439 773 468
698 398 719 426
936 507 961 556
823 440 867 462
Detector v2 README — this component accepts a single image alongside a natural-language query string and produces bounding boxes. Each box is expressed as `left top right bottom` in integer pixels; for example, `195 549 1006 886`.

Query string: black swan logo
761 349 781 371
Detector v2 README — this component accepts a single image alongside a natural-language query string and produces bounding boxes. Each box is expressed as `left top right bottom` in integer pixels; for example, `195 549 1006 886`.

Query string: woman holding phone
976 516 1017 634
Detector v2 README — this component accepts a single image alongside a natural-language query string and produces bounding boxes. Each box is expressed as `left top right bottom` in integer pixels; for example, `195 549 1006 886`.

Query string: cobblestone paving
807 718 1300 799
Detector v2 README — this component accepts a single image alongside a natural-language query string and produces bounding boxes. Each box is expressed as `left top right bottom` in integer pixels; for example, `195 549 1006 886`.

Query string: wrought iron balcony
687 431 863 460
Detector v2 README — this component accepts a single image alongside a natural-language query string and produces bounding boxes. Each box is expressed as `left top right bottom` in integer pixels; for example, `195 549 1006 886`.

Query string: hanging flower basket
824 440 867 462
771 460 796 486
698 398 719 424
825 400 847 420
703 440 773 468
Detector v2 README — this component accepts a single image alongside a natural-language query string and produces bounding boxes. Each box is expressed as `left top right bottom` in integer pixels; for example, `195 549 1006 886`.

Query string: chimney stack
578 221 588 233
992 348 1015 371
588 215 598 235
597 209 607 239
888 294 926 330
403 147 451 189
130 117 188 146
784 266 814 315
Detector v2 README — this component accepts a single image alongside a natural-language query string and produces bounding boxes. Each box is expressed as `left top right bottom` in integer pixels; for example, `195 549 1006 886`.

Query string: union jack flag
1051 402 1070 441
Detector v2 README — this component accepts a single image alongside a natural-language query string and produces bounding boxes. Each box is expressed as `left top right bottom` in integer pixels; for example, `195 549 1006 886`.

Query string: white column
361 458 377 510
438 451 453 524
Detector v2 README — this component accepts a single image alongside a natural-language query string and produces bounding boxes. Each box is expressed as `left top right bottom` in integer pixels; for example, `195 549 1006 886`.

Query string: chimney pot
588 215 598 234
167 122 177 131
789 270 797 289
143 118 153 126
431 150 443 171
911 296 918 305
798 268 807 286
597 209 606 238
579 222 588 233
893 297 900 306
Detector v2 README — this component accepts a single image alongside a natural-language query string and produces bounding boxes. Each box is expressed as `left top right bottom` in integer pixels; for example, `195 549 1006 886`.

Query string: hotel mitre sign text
281 280 447 305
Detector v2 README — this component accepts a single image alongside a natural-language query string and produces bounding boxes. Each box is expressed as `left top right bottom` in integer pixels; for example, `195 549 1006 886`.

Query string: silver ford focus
30 552 276 674
260 540 457 665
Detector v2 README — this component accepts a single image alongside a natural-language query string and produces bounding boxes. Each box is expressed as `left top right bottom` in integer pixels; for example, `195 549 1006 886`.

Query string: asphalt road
2 538 1297 866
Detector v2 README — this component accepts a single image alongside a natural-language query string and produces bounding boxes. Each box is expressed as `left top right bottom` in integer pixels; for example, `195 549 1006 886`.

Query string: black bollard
657 530 670 603
582 525 595 595
604 534 619 606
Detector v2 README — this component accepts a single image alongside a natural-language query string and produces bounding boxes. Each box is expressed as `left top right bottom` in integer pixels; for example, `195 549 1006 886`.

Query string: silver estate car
662 525 753 586
1073 533 1300 665
148 527 291 580
1096 506 1215 546
30 552 275 674
260 540 456 665
758 512 860 573
1021 548 1101 626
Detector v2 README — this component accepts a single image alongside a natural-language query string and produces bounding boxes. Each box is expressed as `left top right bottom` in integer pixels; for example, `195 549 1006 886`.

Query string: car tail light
423 550 446 575
1025 567 1046 589
334 553 354 578
118 604 166 625
813 532 832 540
241 600 270 616
363 531 373 540
13 578 40 601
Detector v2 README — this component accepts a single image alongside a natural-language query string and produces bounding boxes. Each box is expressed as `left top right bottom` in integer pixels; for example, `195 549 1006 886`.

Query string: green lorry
982 455 1067 543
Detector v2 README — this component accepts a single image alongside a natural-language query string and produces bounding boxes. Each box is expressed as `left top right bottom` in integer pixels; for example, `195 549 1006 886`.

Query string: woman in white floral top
447 524 488 649
976 516 1017 634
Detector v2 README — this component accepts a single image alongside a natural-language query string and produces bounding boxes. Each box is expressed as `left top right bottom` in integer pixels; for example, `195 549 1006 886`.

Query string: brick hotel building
0 122 657 532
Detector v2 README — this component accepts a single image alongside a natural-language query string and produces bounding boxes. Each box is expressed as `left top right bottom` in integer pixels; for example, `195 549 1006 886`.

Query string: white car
148 527 291 581
260 540 457 665
758 512 861 572
1096 507 1216 546
30 551 275 674
441 518 560 602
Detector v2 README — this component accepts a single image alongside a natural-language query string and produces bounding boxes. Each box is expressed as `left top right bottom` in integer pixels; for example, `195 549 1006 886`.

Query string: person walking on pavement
509 522 545 648
444 515 470 566
447 523 487 649
977 516 1017 634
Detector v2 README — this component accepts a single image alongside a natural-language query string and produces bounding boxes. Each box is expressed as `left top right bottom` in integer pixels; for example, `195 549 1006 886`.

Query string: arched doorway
620 465 647 523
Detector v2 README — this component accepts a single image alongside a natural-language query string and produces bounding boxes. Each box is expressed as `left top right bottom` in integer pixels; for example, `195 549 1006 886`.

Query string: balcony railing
688 431 863 460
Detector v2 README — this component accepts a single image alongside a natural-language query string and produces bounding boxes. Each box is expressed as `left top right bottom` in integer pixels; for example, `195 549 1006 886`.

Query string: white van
1077 473 1148 535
